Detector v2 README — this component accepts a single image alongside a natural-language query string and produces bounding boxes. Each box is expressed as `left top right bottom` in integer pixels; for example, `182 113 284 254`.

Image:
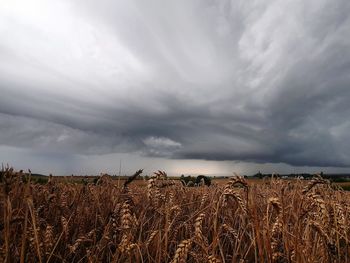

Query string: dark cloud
1 0 350 174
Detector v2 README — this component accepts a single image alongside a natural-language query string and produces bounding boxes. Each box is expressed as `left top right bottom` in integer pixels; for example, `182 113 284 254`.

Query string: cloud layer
1 0 350 173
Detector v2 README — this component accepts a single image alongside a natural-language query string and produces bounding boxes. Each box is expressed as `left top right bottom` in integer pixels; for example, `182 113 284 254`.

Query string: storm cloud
1 0 350 174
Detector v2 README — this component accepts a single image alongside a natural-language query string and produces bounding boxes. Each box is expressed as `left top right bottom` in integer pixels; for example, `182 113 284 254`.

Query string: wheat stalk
171 239 192 263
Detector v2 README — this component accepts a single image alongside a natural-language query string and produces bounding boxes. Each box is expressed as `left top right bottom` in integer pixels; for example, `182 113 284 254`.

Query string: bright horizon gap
2 145 350 176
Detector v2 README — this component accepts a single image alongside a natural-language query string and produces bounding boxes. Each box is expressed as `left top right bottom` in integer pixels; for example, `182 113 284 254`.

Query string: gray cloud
1 0 350 174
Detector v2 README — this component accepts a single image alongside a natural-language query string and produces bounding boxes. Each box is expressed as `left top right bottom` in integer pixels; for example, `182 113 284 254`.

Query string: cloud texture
1 0 350 173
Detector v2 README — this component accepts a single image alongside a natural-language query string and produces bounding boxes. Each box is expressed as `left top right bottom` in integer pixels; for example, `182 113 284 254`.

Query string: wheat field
1 168 350 262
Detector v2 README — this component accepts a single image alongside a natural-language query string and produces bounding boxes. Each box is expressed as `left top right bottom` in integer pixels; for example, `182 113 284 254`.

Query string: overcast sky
1 0 350 175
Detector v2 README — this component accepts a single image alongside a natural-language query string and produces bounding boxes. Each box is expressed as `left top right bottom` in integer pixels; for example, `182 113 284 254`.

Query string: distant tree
256 171 263 179
187 181 194 187
195 175 211 186
181 175 195 186
180 175 211 187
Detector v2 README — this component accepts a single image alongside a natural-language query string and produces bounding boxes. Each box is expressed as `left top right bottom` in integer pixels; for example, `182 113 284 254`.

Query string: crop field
1 168 350 263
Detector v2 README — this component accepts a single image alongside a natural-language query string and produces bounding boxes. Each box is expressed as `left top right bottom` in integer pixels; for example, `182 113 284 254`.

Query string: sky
1 0 350 176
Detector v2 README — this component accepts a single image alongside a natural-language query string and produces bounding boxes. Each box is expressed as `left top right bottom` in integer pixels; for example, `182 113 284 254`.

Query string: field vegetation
1 168 350 262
